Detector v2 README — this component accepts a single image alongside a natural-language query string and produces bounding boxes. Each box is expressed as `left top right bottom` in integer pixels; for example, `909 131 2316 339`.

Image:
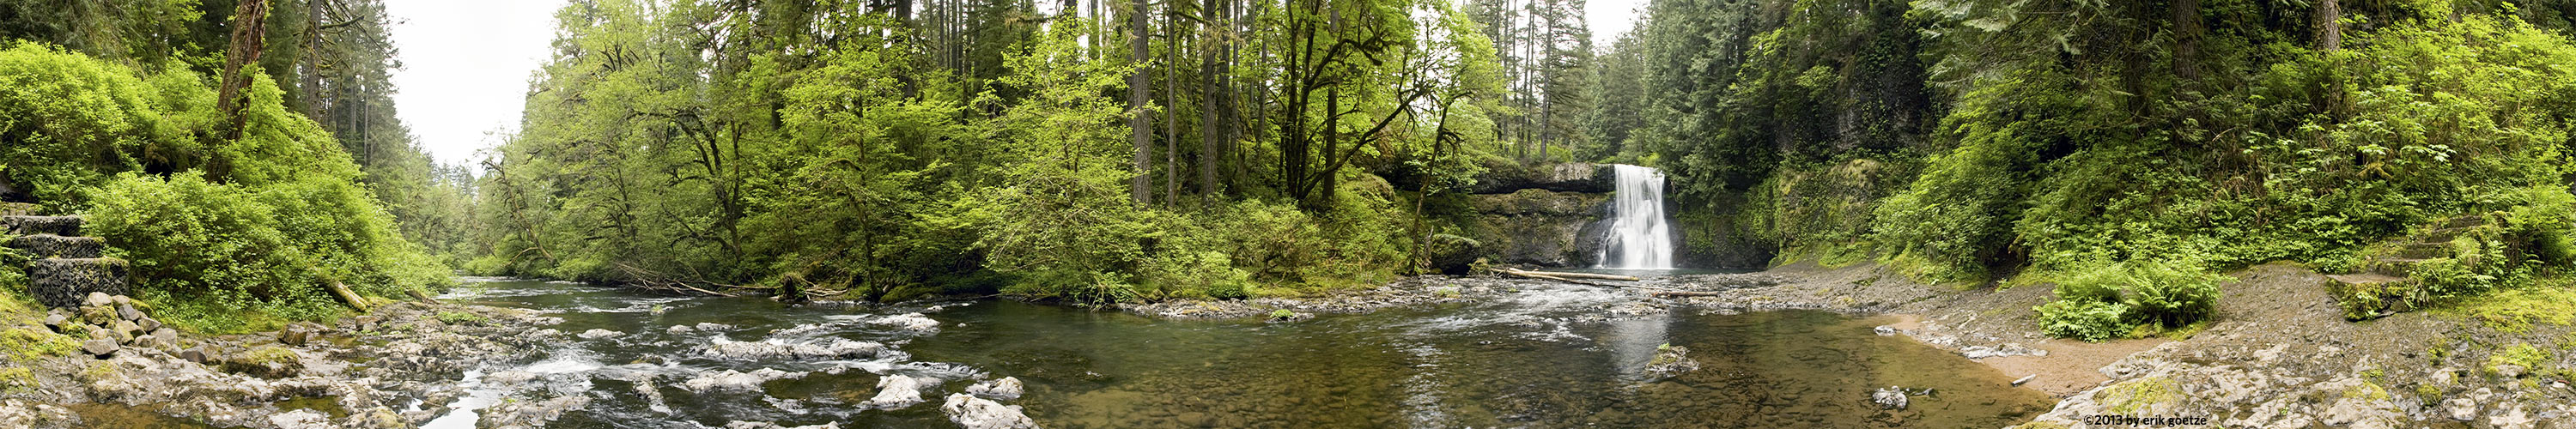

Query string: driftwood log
1648 291 1728 298
1497 268 1641 281
326 281 371 311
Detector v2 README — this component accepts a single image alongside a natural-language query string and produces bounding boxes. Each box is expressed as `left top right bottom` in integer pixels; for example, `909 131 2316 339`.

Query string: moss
2413 383 2444 408
0 366 34 393
435 311 486 326
2486 343 2549 377
2103 377 2180 414
0 328 79 361
2439 278 2576 332
78 361 118 382
242 346 297 366
2342 380 2391 402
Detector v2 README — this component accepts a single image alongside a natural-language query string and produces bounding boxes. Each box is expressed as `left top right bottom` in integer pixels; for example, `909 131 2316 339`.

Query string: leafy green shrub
2500 187 2576 265
89 172 443 333
0 43 203 209
2033 260 2225 341
2119 261 2226 328
2034 299 2130 342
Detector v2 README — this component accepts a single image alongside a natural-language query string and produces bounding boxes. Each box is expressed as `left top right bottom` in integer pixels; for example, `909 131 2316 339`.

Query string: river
392 276 2053 428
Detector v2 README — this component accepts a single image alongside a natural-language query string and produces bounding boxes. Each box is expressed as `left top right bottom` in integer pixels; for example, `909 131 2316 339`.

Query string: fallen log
405 287 441 304
326 280 371 311
1498 268 1641 281
1649 291 1728 298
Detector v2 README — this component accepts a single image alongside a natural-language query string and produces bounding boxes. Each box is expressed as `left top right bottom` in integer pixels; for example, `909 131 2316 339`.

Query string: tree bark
216 0 274 142
1127 0 1153 205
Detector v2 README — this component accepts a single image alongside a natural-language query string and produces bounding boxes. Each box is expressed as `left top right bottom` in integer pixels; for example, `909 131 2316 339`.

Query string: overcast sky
386 0 1647 166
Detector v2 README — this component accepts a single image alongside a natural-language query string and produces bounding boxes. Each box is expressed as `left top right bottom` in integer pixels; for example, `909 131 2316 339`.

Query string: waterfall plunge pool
396 278 2053 428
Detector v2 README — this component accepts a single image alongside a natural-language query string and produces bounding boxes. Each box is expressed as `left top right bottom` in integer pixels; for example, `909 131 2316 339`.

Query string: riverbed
416 276 2052 428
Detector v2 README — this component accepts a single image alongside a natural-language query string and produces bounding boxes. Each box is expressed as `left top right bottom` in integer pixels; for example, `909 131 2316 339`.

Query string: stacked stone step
40 293 180 357
2326 214 2488 320
5 212 130 308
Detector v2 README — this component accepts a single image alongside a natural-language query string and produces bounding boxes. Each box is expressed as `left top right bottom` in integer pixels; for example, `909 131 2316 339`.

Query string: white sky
385 0 567 166
383 0 1643 166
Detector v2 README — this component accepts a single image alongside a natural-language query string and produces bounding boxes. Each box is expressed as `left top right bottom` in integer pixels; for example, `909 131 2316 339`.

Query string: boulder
1871 386 1908 410
41 312 68 331
2446 398 2479 421
149 329 177 350
870 313 941 334
700 338 883 360
942 394 1039 429
81 339 118 356
679 368 805 393
862 375 928 409
577 329 623 339
967 377 1024 401
115 304 140 322
1421 234 1483 275
83 293 112 308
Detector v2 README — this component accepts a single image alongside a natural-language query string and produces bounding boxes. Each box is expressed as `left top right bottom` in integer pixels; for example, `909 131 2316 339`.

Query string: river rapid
406 275 2051 428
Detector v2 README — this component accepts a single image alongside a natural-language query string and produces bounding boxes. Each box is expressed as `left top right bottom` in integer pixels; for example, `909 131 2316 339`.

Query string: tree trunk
2171 0 2202 82
216 0 274 142
1127 0 1153 205
1198 0 1223 198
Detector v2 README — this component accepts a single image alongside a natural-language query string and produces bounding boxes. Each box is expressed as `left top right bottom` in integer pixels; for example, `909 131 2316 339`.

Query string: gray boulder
967 377 1024 401
942 394 1039 429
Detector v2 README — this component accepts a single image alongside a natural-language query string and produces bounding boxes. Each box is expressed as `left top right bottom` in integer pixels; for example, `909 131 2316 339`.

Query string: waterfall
1600 165 1675 269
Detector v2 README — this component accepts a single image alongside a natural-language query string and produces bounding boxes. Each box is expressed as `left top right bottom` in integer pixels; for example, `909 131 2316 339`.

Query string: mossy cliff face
1461 189 1613 267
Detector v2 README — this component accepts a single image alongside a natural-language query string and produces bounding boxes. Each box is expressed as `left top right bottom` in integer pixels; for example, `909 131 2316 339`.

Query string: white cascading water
1600 164 1675 269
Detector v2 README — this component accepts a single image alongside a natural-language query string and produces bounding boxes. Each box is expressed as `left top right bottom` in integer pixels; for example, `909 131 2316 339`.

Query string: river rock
279 324 314 347
82 293 112 307
268 409 331 429
41 312 68 331
116 304 141 321
942 394 1039 429
82 338 118 356
1871 386 1907 410
480 395 591 428
0 400 82 429
863 375 929 409
968 377 1024 400
2448 398 2481 420
666 325 694 334
726 422 843 429
680 368 806 393
871 313 941 334
701 338 883 360
578 329 623 339
1643 345 1698 381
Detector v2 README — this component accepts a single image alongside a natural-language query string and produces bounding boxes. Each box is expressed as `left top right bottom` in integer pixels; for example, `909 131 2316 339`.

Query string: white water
1599 164 1675 269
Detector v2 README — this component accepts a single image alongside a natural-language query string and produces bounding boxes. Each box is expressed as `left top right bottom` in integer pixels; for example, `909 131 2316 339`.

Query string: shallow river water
397 277 2053 428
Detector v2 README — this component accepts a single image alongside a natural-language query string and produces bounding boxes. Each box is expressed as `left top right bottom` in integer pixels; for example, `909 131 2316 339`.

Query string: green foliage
2441 276 2576 332
2032 260 2225 341
0 43 203 208
88 171 440 333
2034 297 2129 342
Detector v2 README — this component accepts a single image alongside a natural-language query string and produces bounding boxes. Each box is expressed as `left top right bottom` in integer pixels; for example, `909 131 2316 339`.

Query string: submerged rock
1643 345 1699 381
967 377 1024 401
1871 386 1908 410
577 329 624 339
863 375 929 409
942 394 1039 429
